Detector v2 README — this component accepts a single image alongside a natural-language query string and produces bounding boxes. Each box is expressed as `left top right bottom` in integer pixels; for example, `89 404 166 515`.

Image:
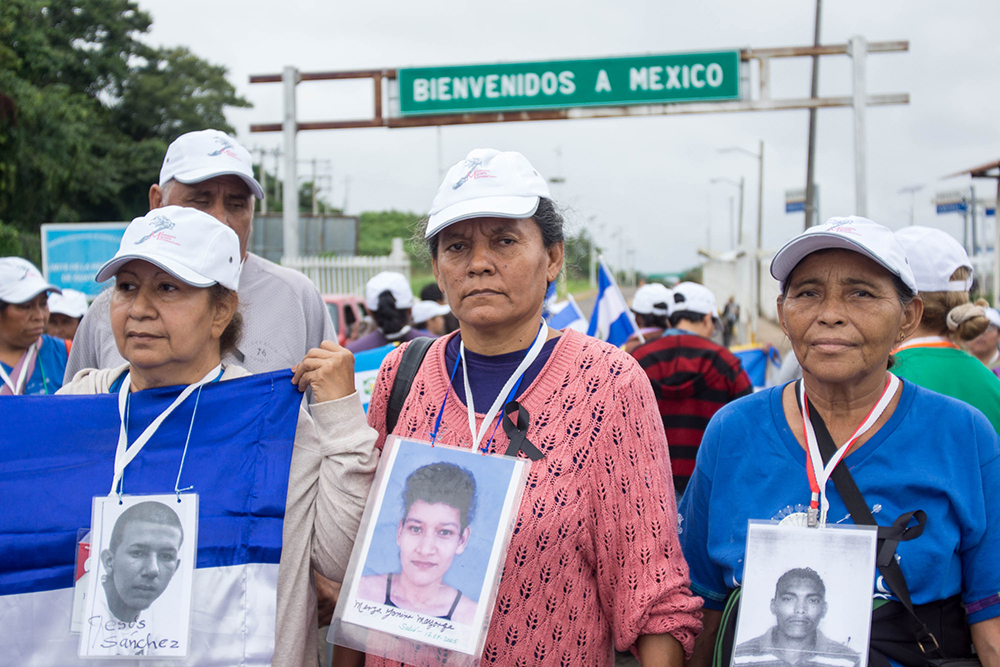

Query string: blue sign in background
41 223 128 297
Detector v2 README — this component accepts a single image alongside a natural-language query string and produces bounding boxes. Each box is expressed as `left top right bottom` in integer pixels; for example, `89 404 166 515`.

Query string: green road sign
398 51 741 116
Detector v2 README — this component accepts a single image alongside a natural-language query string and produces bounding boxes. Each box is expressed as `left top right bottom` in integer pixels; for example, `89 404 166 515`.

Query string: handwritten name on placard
86 614 181 654
352 600 460 645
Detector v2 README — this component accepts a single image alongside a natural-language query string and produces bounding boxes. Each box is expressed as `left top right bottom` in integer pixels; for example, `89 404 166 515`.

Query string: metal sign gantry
249 37 908 287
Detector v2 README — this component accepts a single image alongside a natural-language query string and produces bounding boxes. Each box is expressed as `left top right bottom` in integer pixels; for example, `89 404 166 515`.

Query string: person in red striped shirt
631 281 753 495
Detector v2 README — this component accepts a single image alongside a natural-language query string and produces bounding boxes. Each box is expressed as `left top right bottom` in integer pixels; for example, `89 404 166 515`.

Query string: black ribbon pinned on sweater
501 401 544 460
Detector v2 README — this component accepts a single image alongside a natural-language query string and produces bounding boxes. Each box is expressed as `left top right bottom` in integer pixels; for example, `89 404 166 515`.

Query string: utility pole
256 148 268 215
282 66 298 260
898 185 922 225
971 184 978 256
850 35 868 217
804 0 822 228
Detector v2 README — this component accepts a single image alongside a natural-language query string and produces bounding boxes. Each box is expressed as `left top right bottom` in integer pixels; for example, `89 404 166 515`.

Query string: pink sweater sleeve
588 354 704 656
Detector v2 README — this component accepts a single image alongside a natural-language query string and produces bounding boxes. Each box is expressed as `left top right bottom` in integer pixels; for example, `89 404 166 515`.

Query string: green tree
357 210 428 269
0 0 249 234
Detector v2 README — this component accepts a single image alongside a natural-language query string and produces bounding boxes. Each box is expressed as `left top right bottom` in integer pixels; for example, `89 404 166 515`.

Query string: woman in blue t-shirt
0 257 69 395
680 217 1000 667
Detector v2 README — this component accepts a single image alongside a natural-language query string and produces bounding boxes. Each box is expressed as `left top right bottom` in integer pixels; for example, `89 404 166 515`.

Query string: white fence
281 238 411 296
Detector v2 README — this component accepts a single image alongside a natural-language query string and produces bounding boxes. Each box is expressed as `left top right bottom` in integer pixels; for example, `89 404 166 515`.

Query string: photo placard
332 437 530 664
731 521 878 667
79 494 198 659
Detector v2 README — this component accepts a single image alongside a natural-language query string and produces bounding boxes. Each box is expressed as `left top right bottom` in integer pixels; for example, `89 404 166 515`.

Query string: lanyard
798 373 899 527
111 364 222 496
895 335 960 352
460 322 547 452
0 341 38 395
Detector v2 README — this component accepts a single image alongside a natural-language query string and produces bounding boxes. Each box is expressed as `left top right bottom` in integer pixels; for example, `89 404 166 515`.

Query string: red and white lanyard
0 341 38 395
798 373 900 527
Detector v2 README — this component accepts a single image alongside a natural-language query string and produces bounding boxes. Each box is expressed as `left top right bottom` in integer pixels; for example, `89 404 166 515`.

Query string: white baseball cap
159 129 264 199
631 283 673 316
0 257 60 304
48 289 89 319
96 206 242 291
894 226 973 293
984 307 1000 330
770 216 918 296
671 282 720 318
412 299 450 324
425 148 551 239
365 271 414 311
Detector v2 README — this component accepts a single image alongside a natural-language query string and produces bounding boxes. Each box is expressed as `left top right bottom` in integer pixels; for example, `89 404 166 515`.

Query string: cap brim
172 167 264 199
425 195 540 239
4 282 61 304
96 255 216 288
770 233 906 290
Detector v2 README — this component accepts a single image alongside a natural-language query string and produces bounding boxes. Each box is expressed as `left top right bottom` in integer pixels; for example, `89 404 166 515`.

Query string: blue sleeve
678 414 731 611
963 411 1000 624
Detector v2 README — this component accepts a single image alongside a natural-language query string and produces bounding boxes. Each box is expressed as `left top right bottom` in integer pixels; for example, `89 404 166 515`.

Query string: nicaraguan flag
547 294 589 332
587 259 638 347
354 344 397 412
0 371 302 666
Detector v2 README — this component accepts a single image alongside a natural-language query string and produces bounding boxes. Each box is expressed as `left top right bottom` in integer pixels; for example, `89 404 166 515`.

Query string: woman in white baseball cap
966 303 1000 376
891 225 1000 432
350 148 701 667
56 205 378 667
679 217 1000 667
346 271 431 353
46 288 89 341
0 256 69 394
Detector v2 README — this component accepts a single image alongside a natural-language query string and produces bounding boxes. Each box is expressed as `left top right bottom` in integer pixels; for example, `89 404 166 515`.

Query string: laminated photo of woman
356 462 478 625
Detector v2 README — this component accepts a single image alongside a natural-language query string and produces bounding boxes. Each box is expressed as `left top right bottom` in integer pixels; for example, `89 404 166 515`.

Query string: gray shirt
64 253 336 381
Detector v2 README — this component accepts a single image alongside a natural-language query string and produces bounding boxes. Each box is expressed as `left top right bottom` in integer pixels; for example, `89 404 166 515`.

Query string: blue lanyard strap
431 347 528 452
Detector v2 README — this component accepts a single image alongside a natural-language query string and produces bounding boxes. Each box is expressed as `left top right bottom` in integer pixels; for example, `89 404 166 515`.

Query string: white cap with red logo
425 148 551 239
96 206 242 291
0 257 60 304
770 216 918 295
159 129 264 199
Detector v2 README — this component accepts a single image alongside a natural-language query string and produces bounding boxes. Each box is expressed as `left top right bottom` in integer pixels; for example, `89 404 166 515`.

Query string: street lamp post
720 141 764 339
710 176 746 247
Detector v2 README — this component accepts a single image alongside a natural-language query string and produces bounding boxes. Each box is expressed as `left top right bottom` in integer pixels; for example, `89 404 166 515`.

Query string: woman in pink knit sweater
357 149 702 666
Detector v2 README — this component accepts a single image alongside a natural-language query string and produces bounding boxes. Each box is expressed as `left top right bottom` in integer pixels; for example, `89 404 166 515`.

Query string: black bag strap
796 381 940 658
385 336 434 434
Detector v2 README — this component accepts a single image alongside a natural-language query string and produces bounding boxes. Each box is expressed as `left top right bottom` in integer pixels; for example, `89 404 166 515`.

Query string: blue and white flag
0 371 302 666
587 259 638 347
546 294 589 332
354 343 397 412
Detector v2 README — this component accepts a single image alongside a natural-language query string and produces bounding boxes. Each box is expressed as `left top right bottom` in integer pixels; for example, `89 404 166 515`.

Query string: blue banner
0 371 302 597
354 344 397 412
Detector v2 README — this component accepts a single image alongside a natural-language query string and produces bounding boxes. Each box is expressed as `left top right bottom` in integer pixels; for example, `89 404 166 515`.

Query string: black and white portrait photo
734 567 859 667
80 495 197 658
731 522 877 667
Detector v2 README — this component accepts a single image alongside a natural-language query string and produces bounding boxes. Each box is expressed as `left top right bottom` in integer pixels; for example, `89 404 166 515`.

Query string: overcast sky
139 0 1000 273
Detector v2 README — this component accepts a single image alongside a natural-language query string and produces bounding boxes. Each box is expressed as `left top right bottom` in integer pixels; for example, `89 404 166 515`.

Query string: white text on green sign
398 51 741 116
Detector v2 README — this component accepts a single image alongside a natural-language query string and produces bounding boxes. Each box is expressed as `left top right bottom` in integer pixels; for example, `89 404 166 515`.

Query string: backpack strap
385 336 434 435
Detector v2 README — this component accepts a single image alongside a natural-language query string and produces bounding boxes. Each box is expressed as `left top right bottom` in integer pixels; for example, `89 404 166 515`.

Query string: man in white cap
631 281 752 495
64 129 336 380
624 282 672 354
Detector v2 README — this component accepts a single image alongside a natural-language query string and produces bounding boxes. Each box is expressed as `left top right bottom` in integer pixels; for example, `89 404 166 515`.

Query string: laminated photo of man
100 501 184 624
357 462 478 625
734 568 860 667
